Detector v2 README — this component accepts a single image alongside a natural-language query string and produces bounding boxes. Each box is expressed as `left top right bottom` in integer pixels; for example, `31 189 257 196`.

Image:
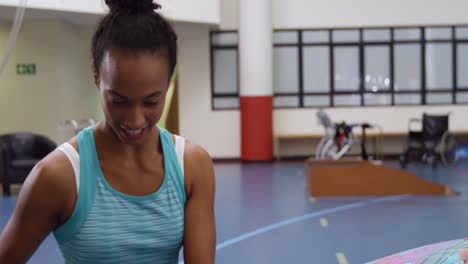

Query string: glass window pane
456 27 468 39
394 94 421 105
364 46 390 91
212 32 238 45
274 47 299 93
332 30 360 42
457 92 468 103
334 47 360 91
303 30 329 43
304 96 330 107
274 96 299 108
213 49 237 95
426 93 452 104
213 97 239 109
364 93 391 105
457 44 468 87
394 28 421 41
394 44 421 91
274 31 298 44
303 46 330 93
425 27 452 40
426 43 452 90
334 95 360 106
363 29 391 42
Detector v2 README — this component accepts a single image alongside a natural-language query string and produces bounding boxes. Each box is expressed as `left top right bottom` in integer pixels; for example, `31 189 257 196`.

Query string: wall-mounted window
211 31 239 109
273 30 300 108
211 25 468 110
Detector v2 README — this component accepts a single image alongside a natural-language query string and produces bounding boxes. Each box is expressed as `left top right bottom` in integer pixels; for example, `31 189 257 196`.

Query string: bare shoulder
185 140 212 163
33 136 77 189
16 141 77 226
24 147 76 201
170 133 212 163
180 139 214 198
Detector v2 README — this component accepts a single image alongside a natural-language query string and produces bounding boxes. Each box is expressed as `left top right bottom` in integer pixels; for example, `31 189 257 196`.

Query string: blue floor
2 160 468 263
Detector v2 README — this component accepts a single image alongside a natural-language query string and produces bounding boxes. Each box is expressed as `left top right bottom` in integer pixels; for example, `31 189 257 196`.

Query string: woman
0 0 216 263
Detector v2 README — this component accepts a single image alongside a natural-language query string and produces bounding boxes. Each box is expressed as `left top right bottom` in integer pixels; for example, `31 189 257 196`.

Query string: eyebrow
109 90 162 99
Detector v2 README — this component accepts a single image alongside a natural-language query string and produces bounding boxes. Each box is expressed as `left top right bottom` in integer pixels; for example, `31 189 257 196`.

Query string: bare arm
183 142 216 264
0 151 75 263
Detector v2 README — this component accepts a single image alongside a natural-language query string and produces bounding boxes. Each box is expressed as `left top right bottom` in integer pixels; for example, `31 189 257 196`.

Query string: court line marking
216 201 368 251
309 196 317 204
320 217 328 228
336 252 350 264
178 194 411 263
216 195 410 250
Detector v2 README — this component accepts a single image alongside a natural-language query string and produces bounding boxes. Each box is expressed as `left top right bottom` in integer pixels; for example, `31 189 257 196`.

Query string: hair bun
105 0 161 14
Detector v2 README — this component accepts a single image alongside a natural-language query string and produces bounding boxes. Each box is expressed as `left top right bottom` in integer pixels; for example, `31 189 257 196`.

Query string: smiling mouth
120 126 146 140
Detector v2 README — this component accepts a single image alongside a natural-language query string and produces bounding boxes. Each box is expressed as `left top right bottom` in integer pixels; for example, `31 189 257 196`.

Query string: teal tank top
53 126 186 263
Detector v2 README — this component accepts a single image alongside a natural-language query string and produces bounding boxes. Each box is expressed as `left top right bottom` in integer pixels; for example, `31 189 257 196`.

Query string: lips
120 126 146 141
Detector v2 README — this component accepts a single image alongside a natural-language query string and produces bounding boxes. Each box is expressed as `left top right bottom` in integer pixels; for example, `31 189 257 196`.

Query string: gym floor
1 160 468 263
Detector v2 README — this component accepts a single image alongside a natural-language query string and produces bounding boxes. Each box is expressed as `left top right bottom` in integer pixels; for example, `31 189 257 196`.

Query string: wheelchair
399 113 458 168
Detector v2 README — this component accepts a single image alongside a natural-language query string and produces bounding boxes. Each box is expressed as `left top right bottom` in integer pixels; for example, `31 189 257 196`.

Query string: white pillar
239 0 273 161
239 0 273 96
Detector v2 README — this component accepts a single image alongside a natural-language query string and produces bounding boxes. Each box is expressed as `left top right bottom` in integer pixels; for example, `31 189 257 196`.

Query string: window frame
210 25 468 110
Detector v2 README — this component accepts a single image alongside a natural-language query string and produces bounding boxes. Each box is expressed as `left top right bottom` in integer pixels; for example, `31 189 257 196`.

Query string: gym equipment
315 109 381 160
57 118 95 143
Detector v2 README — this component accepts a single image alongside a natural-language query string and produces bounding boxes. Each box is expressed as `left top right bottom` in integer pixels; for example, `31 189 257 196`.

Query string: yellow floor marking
320 218 328 227
336 252 349 264
309 197 316 204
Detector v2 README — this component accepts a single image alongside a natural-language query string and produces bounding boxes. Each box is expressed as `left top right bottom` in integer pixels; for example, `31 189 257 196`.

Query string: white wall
175 22 241 158
221 0 468 29
161 0 220 25
0 19 102 143
173 0 468 158
0 0 220 24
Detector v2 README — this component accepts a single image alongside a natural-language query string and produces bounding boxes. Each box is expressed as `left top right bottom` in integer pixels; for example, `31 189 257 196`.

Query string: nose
124 106 146 129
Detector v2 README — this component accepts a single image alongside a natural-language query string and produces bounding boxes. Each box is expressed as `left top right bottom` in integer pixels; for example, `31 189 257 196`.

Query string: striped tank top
53 126 186 264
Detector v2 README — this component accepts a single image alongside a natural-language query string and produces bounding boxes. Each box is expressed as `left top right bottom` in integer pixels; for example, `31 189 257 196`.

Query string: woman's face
95 48 170 144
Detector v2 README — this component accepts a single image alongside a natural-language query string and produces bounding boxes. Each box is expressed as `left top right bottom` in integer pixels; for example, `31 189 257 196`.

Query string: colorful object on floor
368 238 468 264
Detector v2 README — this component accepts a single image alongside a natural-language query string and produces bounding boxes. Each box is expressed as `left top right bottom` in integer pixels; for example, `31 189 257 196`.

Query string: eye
111 99 127 105
144 101 159 107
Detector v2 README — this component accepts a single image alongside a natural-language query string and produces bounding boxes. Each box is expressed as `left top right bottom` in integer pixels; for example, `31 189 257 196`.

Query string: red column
240 96 273 161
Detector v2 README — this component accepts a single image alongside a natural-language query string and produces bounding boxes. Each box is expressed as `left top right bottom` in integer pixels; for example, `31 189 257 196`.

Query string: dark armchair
0 133 56 196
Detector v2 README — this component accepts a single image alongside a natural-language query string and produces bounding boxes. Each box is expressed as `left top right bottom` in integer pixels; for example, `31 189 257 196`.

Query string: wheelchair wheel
440 132 458 166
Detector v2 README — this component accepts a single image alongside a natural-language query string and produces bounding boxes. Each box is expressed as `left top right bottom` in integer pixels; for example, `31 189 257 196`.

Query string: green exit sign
17 63 36 75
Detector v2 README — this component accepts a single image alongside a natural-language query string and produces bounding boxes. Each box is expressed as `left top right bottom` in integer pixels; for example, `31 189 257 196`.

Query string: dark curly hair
92 0 177 80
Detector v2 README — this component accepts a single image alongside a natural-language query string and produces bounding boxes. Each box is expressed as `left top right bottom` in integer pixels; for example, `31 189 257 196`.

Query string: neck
95 121 161 157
